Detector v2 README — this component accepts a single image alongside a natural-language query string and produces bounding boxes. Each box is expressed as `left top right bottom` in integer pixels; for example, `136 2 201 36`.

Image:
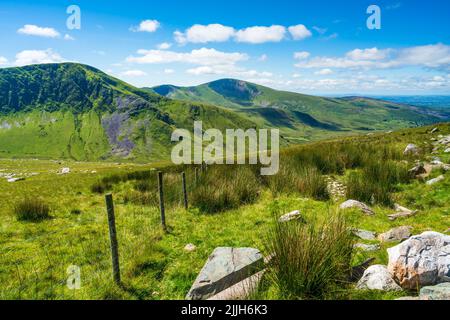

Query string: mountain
0 64 256 161
150 79 450 142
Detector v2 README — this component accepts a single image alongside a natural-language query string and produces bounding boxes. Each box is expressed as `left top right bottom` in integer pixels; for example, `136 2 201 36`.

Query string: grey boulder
186 247 264 300
378 226 412 243
419 283 450 300
387 231 450 290
356 265 401 291
340 200 374 215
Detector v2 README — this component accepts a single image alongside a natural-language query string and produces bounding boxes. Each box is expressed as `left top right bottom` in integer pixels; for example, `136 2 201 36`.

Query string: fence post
182 171 188 209
157 171 167 231
195 167 199 184
105 194 121 285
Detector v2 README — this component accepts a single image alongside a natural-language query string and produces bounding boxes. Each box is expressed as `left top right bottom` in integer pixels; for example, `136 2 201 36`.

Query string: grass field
1 123 450 300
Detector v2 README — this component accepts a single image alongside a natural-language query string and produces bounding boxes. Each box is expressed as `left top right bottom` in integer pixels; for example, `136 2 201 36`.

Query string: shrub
346 160 410 206
14 198 51 222
264 212 354 300
90 180 112 194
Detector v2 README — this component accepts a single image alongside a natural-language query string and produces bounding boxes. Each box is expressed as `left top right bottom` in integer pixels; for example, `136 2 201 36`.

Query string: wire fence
1 167 204 300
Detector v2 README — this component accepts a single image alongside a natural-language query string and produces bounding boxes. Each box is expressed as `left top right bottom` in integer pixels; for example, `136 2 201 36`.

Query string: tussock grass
264 212 354 300
14 198 51 222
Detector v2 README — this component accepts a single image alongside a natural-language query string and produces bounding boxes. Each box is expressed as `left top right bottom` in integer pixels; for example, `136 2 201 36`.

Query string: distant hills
0 63 448 161
0 63 255 161
150 79 450 142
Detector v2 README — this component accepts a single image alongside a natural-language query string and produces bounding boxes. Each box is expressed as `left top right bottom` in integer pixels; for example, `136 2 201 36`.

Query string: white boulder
356 265 401 291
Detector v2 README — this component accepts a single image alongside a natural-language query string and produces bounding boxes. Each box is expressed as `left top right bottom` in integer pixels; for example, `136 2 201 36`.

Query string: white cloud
315 68 333 75
17 24 60 38
0 56 8 65
312 26 327 35
294 51 310 60
64 34 75 41
295 44 450 71
164 68 175 74
157 42 172 50
14 49 64 66
186 64 272 78
121 70 147 77
235 25 286 44
292 73 301 78
126 47 248 66
288 24 312 40
324 33 338 40
174 24 235 44
131 20 160 33
258 54 268 62
346 48 390 61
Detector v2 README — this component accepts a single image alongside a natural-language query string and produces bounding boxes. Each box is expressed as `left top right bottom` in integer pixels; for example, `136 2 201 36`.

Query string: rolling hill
150 79 450 142
0 63 257 161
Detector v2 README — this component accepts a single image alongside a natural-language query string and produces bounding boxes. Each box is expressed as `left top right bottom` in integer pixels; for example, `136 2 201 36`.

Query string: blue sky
1 0 450 95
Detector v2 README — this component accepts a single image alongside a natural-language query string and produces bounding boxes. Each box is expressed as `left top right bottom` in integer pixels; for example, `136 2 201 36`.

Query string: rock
184 243 197 252
354 243 381 252
60 167 70 174
438 135 450 145
352 229 377 240
395 296 419 300
445 148 450 153
208 271 264 300
426 175 445 186
356 265 402 291
419 283 450 300
378 226 412 243
349 258 375 282
7 177 25 183
278 210 303 223
430 127 439 134
387 231 450 290
408 163 427 177
388 204 418 221
186 247 264 300
403 144 420 156
340 200 375 215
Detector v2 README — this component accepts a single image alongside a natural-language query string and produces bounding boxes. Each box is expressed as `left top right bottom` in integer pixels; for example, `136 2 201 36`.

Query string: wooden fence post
157 171 167 231
105 194 121 285
182 172 188 210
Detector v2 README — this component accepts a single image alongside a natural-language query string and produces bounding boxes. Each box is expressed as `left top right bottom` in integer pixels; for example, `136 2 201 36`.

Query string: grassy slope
1 123 449 299
151 79 450 142
0 64 259 162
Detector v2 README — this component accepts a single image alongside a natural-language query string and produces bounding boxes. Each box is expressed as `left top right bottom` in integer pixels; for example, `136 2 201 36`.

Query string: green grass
1 123 450 300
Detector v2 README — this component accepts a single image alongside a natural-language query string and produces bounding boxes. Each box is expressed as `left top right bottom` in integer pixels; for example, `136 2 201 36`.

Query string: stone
395 296 419 300
426 175 445 186
352 229 377 240
7 177 25 183
445 148 450 153
408 163 427 177
278 210 303 223
403 144 420 156
186 247 264 300
388 204 417 221
339 200 375 215
430 127 439 134
419 283 450 300
60 167 70 174
354 243 381 252
356 265 402 291
387 231 450 290
184 243 197 252
378 226 412 243
208 271 264 300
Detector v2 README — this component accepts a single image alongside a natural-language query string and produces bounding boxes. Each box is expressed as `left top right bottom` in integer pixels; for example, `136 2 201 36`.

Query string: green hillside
0 64 256 161
151 79 450 142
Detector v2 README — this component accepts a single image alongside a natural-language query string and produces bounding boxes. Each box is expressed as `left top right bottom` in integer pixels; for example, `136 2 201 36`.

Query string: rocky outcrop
340 200 374 215
186 247 264 300
419 283 450 300
378 226 412 243
356 265 402 291
404 144 420 156
387 232 450 290
354 243 380 252
278 210 303 223
426 175 445 186
388 204 417 221
352 229 377 240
